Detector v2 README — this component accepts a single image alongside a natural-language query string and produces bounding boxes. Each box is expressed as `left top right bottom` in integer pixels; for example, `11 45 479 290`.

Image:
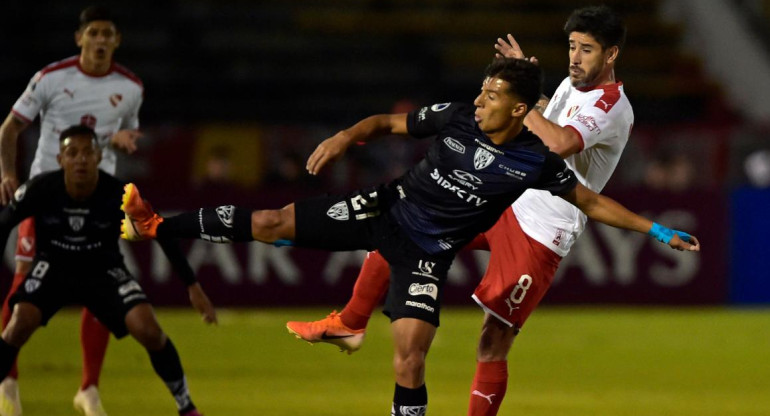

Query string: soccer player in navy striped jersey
120 57 698 415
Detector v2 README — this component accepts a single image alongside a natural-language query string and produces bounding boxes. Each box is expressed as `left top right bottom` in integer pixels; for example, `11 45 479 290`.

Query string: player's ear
75 30 83 47
57 153 63 167
115 32 122 49
606 45 619 64
511 102 528 118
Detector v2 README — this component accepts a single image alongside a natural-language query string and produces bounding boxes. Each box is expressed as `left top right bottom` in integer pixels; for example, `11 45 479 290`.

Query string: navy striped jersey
388 102 577 254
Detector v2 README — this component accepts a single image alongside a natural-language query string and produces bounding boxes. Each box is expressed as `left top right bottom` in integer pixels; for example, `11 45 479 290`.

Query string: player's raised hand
306 130 353 175
110 129 143 154
495 34 539 65
0 175 19 206
669 233 700 252
188 282 218 325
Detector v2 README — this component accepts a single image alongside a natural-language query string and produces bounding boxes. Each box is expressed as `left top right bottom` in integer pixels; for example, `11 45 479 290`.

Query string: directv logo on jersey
409 283 438 300
430 169 488 207
443 137 465 154
474 148 495 170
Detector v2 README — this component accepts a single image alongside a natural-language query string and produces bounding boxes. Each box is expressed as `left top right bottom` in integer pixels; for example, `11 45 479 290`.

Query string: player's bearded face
76 21 120 66
567 32 606 89
59 136 101 184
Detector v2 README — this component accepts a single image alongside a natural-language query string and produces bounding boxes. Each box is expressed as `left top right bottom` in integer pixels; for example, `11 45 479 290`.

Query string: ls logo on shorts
24 278 42 293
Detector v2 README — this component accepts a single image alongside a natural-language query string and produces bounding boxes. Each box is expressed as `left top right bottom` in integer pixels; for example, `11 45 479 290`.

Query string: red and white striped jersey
12 56 143 177
513 77 634 256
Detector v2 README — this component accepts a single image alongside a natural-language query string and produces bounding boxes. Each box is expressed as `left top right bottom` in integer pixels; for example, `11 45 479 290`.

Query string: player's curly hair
564 6 626 53
484 58 543 113
79 5 115 29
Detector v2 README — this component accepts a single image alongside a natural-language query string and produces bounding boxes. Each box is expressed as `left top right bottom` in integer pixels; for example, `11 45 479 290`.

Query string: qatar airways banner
1 189 727 306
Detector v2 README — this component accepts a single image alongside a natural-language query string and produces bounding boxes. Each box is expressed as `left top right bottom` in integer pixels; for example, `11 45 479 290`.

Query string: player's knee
2 304 41 347
130 323 166 350
477 320 516 362
251 206 294 241
393 350 426 380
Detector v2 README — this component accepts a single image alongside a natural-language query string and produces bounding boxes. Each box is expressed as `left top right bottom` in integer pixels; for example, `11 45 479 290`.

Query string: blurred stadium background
2 0 770 415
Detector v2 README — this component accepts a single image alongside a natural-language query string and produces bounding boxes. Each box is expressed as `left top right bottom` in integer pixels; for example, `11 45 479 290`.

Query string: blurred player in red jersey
287 6 638 416
0 6 215 416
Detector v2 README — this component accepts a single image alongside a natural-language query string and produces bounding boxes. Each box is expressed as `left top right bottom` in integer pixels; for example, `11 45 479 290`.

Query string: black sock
0 339 19 380
148 339 195 414
159 206 253 243
392 383 427 416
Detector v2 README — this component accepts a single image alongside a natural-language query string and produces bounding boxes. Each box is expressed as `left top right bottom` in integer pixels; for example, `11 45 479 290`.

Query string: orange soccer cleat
120 183 163 241
286 311 366 355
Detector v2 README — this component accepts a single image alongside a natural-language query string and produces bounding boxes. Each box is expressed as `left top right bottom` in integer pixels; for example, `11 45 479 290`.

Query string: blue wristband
273 239 294 247
648 222 691 244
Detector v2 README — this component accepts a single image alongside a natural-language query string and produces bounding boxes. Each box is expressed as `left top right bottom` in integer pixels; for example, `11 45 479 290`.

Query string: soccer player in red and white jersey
287 6 635 415
0 6 146 416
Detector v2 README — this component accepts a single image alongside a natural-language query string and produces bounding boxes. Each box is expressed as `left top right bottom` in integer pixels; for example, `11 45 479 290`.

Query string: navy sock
159 206 253 243
148 339 195 414
392 383 427 416
0 338 19 380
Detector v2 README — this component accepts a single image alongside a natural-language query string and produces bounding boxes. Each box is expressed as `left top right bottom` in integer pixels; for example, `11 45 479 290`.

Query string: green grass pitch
15 306 770 415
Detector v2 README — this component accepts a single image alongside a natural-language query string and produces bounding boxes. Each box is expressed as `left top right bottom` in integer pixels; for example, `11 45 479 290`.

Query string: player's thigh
9 258 69 327
473 209 561 331
293 186 387 251
380 236 453 328
81 265 149 340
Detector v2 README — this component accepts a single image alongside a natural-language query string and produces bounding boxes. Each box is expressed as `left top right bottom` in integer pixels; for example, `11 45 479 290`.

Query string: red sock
339 250 390 330
468 361 508 416
2 273 27 380
80 308 110 390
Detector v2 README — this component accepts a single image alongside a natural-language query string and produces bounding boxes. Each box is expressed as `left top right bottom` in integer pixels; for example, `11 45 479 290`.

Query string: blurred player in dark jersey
0 125 205 416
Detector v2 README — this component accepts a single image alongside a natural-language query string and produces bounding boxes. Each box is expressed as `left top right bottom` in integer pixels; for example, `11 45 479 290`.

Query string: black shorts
294 185 454 326
10 257 149 339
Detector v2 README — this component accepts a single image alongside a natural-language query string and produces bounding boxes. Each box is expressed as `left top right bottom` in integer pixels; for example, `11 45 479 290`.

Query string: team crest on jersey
25 279 41 293
327 201 349 221
14 184 27 202
69 215 85 231
216 205 235 228
473 148 495 170
109 93 123 107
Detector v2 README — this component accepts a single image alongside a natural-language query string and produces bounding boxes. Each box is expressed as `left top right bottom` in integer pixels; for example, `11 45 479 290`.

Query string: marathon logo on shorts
107 267 130 283
326 201 349 221
443 137 465 154
408 283 438 300
405 300 435 313
24 279 41 293
216 205 235 228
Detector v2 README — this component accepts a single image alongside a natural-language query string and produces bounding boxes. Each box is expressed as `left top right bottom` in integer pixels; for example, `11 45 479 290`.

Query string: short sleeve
120 90 143 130
537 152 578 195
406 102 464 138
11 72 49 123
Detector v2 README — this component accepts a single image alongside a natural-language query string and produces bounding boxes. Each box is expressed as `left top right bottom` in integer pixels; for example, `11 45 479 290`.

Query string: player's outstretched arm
0 114 30 205
187 282 218 325
561 183 700 251
306 114 408 175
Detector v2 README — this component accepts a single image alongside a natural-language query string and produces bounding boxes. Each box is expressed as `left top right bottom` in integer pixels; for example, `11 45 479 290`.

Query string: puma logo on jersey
472 390 496 404
596 99 612 110
63 88 75 99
